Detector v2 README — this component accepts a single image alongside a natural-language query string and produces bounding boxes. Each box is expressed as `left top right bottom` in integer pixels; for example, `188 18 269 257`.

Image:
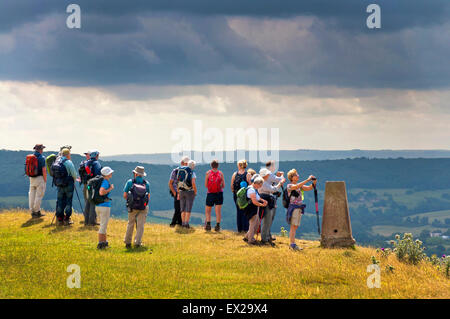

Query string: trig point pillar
320 181 356 248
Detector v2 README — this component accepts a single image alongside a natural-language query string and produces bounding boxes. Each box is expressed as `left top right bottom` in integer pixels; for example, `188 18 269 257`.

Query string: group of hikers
25 144 317 251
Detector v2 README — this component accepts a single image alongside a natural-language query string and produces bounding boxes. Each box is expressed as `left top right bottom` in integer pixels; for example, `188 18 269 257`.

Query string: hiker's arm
204 171 209 188
168 179 176 196
230 172 236 192
250 193 266 207
192 178 197 195
220 172 225 189
123 192 127 199
291 177 313 190
302 178 317 192
42 167 47 183
100 184 113 196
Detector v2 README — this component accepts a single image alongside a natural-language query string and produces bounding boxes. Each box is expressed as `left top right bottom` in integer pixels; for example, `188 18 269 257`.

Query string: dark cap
33 144 45 150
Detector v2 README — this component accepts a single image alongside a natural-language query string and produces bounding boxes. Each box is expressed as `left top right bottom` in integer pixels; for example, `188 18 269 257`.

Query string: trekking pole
74 185 84 213
312 180 320 235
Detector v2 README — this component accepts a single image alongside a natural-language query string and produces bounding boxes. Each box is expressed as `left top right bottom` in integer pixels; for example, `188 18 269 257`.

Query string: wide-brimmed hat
33 144 45 151
259 168 271 177
133 166 147 177
101 167 114 176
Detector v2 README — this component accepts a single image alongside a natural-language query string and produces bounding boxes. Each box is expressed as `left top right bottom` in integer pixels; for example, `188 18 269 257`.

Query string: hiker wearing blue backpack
123 166 150 249
83 150 102 226
168 156 189 227
95 167 114 249
204 160 225 232
285 169 316 251
241 175 267 245
25 144 47 218
52 148 78 226
259 168 285 246
177 160 197 228
230 160 252 232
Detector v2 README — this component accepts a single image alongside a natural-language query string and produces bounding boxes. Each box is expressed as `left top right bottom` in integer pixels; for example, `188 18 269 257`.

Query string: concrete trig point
320 181 356 248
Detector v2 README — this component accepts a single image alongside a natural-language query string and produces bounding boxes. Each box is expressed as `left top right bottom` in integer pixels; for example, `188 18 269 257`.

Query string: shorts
180 190 195 213
96 206 111 234
206 192 223 207
290 208 303 227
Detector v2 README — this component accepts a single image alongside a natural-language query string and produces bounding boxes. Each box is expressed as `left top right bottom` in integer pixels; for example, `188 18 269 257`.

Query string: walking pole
312 178 320 235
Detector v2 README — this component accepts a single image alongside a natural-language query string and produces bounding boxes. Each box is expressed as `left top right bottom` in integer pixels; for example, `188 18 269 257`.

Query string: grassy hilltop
0 210 448 299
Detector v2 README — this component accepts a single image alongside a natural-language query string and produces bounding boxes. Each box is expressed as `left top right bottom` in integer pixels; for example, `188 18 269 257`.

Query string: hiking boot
31 212 39 219
205 223 211 231
185 224 190 229
32 211 45 218
97 242 106 250
290 244 303 251
64 218 74 226
214 224 221 232
271 236 276 241
125 244 132 249
170 223 176 228
56 219 64 226
243 237 248 243
134 243 144 249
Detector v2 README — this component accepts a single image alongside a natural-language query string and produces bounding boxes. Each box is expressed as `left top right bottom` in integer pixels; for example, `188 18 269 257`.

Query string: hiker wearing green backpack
204 160 225 231
123 166 150 249
285 169 316 251
93 167 114 249
230 159 251 232
25 144 47 218
239 175 268 245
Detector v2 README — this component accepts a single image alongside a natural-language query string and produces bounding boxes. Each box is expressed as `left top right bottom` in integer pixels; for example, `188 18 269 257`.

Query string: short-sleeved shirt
287 183 304 206
123 176 150 193
34 151 46 176
246 186 261 201
170 168 196 192
97 178 112 207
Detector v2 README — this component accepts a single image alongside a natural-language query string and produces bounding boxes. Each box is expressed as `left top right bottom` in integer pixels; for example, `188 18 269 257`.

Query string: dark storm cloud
0 1 449 88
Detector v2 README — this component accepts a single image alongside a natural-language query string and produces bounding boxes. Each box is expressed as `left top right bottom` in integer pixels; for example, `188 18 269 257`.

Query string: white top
246 186 261 201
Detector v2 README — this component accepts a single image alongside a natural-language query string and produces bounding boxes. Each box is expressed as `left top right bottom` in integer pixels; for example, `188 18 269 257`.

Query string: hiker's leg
233 193 242 232
289 225 298 245
261 207 274 242
83 184 89 224
134 209 147 245
88 199 97 224
28 178 37 213
269 207 277 238
247 214 258 242
242 211 249 232
124 211 137 245
215 205 222 223
205 205 212 223
97 206 110 242
64 183 74 218
55 187 65 220
171 196 181 225
185 212 191 224
33 176 46 213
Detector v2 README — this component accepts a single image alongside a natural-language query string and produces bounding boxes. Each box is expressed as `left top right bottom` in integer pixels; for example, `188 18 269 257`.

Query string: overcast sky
0 1 449 155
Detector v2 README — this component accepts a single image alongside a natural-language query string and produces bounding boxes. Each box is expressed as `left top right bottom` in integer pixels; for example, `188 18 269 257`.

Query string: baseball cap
90 150 99 158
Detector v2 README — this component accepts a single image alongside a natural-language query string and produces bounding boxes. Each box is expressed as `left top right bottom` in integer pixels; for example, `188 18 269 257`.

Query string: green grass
0 210 448 299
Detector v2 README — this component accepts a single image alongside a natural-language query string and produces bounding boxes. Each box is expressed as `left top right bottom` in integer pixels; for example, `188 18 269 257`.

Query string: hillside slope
0 210 448 299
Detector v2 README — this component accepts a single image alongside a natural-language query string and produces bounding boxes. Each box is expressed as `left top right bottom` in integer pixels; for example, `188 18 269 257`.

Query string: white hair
253 175 264 185
188 160 196 169
181 156 190 165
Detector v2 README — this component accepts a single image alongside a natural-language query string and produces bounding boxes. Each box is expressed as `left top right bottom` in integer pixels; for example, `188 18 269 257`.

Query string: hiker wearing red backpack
123 166 150 249
26 144 47 218
204 160 225 231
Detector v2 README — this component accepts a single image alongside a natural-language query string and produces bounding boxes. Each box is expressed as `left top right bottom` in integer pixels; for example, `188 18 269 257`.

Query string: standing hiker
168 156 189 227
263 160 285 241
84 150 102 226
26 144 47 218
178 160 197 228
95 167 114 249
123 166 150 249
78 151 91 225
243 175 267 245
259 168 285 246
52 148 78 226
230 159 251 232
285 169 316 251
204 160 225 231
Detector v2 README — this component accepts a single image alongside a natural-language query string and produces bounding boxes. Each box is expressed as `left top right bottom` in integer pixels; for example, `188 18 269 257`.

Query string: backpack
236 186 251 210
51 157 69 187
233 171 247 193
45 154 57 177
176 166 193 191
207 170 222 193
282 186 301 209
85 160 96 180
25 154 39 177
126 179 149 211
87 175 107 205
78 160 89 184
